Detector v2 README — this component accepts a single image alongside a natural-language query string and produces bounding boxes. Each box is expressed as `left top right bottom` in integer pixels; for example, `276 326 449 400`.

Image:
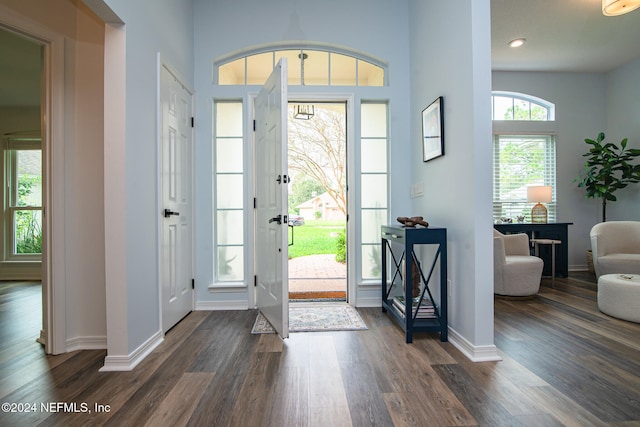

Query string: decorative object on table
251 304 367 334
421 96 444 162
391 295 436 319
576 132 640 222
397 216 429 228
527 185 552 223
517 215 525 223
401 258 422 298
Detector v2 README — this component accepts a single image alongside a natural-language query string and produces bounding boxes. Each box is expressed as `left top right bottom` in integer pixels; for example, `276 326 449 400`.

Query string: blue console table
381 225 448 343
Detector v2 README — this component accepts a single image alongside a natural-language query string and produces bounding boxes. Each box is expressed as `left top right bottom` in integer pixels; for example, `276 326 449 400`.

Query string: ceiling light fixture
602 0 640 16
508 38 526 48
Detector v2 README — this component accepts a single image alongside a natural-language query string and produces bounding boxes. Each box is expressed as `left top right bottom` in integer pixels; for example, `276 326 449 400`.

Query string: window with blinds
492 135 556 222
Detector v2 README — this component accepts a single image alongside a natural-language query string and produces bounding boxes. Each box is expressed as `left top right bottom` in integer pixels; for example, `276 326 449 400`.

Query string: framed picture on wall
422 96 444 162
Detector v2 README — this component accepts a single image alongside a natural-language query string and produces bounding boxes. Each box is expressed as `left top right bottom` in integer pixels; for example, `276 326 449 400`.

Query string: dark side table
494 222 573 278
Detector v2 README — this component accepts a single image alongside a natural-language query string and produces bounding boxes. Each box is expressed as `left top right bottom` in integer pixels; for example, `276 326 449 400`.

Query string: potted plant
576 132 640 274
576 132 640 222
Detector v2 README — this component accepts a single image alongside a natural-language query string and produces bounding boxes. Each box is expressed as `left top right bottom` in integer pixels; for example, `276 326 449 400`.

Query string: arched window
492 92 557 222
492 91 555 121
215 46 386 86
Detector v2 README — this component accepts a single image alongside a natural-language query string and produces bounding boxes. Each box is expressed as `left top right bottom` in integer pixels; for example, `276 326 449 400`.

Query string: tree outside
287 103 346 264
288 104 346 216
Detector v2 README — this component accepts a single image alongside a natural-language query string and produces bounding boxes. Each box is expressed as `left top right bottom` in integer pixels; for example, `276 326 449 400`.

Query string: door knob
164 209 180 218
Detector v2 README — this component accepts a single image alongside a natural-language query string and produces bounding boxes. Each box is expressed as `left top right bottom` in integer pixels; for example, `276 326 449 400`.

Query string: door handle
164 208 180 218
276 175 290 184
269 214 282 224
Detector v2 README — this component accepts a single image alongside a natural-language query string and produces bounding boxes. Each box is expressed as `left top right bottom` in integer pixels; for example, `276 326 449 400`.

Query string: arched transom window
215 47 385 86
492 91 555 121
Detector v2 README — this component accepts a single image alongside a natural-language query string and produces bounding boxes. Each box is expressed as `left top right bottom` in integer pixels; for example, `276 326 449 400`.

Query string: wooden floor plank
143 372 215 427
1 273 639 427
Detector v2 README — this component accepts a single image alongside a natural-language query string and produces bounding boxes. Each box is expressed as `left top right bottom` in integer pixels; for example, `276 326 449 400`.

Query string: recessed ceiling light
508 38 526 48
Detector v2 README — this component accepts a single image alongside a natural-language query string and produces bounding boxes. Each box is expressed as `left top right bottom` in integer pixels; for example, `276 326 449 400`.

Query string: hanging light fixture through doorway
602 0 640 16
294 52 315 119
294 104 315 120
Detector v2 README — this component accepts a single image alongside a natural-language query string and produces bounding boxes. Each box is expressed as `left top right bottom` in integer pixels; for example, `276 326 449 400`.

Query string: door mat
251 304 368 334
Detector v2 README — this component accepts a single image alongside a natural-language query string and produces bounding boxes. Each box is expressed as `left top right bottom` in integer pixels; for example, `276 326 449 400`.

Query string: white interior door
160 64 193 332
255 59 289 339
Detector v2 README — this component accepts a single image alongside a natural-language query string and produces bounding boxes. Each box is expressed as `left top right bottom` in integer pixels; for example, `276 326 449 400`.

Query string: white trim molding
66 335 108 352
99 330 163 372
195 300 249 311
448 327 502 362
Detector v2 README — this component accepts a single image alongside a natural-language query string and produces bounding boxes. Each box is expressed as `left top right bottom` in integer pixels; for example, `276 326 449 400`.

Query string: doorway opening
287 102 347 302
0 26 44 351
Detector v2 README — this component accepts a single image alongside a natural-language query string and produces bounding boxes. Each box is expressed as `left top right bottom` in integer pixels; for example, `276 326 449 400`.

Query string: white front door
255 59 289 339
160 64 193 332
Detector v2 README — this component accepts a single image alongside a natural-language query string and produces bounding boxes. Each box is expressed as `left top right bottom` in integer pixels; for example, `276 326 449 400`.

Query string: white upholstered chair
590 221 640 279
494 229 544 297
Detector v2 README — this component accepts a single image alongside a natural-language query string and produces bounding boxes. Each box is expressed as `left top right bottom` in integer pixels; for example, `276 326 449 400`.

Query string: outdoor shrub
335 228 346 263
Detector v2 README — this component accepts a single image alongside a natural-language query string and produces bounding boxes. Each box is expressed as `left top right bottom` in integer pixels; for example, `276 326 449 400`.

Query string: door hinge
191 117 194 128
253 119 256 132
192 278 195 289
254 275 257 287
254 197 257 209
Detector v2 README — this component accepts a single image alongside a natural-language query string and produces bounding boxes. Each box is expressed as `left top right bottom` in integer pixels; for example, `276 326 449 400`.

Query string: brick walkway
288 254 346 292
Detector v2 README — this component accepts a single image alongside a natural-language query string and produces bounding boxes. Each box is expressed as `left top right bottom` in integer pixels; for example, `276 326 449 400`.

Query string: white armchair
590 221 640 279
494 230 544 297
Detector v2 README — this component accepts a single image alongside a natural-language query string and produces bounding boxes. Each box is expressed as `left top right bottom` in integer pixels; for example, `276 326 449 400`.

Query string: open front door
255 59 289 339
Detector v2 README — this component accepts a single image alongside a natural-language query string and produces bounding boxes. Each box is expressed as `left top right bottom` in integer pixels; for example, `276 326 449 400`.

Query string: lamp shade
602 0 640 16
527 186 552 203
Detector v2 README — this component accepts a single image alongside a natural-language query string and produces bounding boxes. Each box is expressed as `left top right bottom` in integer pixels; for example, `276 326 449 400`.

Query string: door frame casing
248 92 356 308
0 7 67 355
156 54 195 334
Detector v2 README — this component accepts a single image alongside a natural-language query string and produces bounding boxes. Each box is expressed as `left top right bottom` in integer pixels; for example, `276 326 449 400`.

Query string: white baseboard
354 296 381 308
195 300 248 311
448 327 502 362
66 335 107 352
569 265 589 272
99 330 164 372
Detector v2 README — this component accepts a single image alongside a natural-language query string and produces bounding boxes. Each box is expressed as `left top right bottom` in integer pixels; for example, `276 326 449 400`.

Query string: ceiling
491 0 640 72
1 1 640 108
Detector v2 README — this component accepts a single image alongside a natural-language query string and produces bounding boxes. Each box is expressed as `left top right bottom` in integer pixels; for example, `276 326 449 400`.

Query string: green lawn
287 220 345 259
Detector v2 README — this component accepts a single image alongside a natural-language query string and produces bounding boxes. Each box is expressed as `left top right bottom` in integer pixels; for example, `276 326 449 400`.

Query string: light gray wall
605 58 640 221
409 0 495 350
101 0 194 353
192 0 413 306
491 71 630 268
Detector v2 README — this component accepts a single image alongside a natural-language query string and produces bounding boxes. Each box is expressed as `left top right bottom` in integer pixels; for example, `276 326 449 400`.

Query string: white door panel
255 59 289 339
161 65 193 332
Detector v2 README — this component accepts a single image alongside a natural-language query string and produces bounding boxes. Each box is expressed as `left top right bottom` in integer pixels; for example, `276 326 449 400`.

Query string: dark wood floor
1 273 638 426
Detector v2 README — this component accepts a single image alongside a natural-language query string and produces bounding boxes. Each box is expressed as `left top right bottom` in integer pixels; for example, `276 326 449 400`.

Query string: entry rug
251 304 368 334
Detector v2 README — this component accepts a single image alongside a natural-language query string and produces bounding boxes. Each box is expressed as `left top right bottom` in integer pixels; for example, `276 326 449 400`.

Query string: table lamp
527 185 552 223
